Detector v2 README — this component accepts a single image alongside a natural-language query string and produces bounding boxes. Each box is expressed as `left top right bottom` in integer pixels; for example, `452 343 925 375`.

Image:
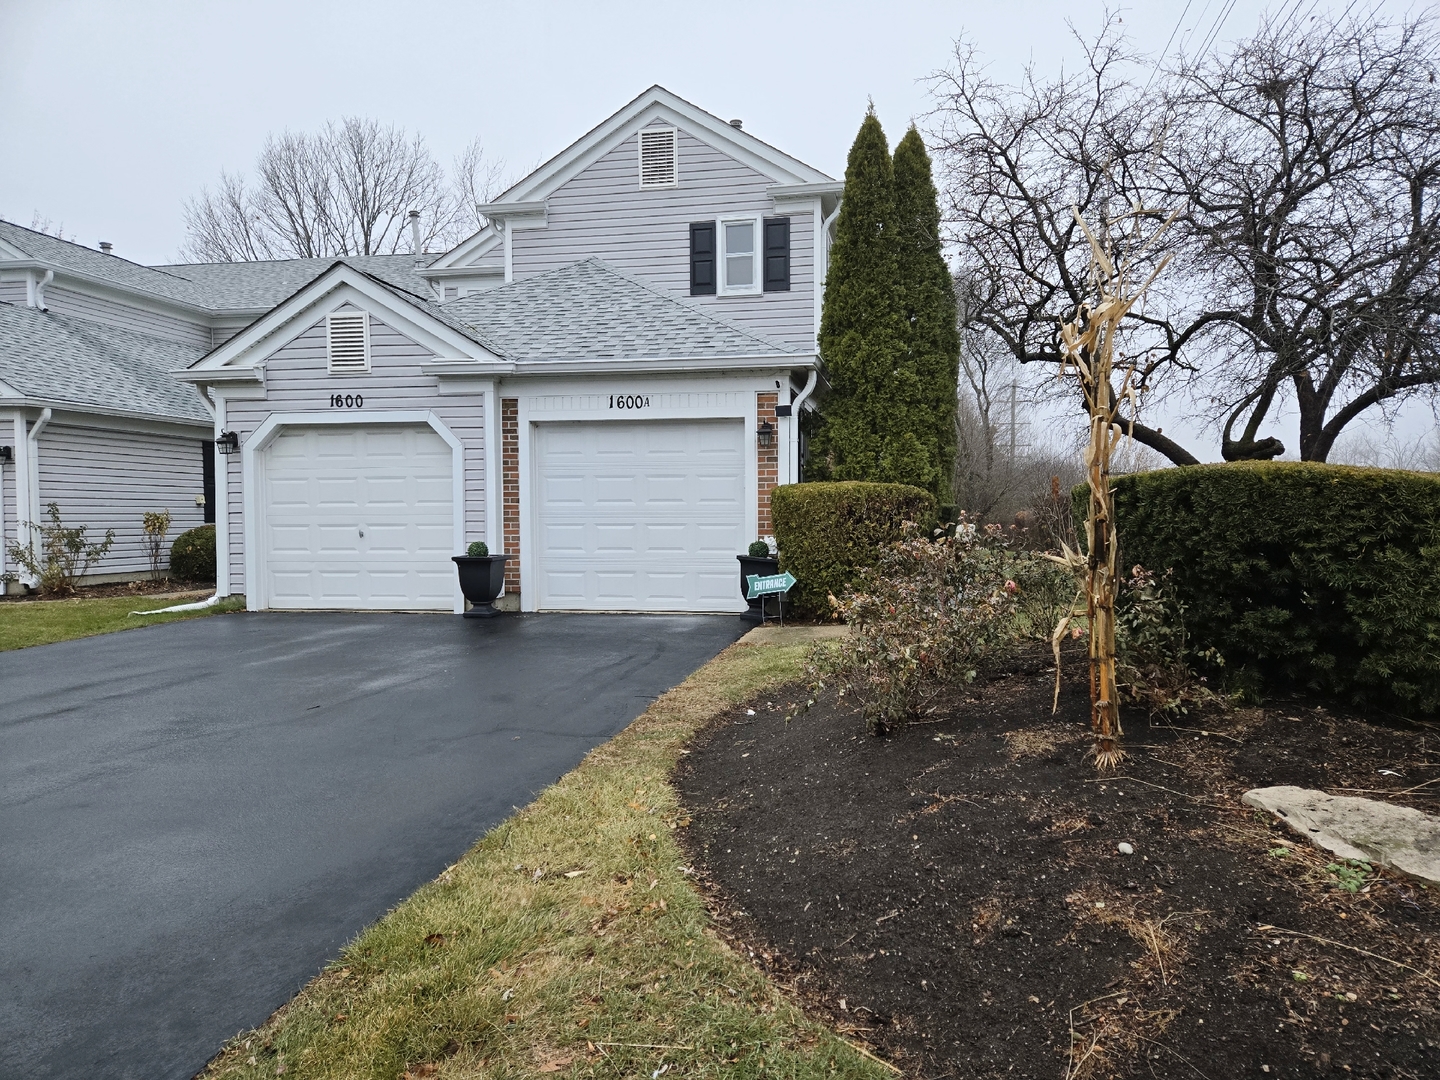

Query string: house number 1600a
609 394 650 409
330 393 363 408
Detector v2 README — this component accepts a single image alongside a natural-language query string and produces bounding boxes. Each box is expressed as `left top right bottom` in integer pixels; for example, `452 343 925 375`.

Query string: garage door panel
261 425 456 610
535 419 747 612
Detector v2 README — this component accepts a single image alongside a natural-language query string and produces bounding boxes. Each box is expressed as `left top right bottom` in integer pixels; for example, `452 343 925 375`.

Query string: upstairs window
326 311 370 373
690 216 791 296
638 127 678 188
722 219 757 293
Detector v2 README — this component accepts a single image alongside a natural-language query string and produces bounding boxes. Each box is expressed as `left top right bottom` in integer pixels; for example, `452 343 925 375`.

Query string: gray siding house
5 86 842 612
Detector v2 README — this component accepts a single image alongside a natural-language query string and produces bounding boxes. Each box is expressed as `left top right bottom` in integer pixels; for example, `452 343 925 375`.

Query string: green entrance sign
746 571 796 599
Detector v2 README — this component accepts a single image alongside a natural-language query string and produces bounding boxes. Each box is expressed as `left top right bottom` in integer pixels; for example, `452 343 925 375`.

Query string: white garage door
535 419 747 612
260 425 455 610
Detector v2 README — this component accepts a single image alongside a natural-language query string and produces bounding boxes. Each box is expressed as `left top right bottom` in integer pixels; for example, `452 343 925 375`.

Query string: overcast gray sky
0 0 1431 460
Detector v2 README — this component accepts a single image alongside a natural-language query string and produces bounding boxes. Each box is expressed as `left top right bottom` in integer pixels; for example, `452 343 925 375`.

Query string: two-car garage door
535 419 747 612
260 425 455 610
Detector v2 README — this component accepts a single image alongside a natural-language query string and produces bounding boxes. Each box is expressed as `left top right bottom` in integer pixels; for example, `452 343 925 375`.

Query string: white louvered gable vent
638 127 678 189
327 311 370 373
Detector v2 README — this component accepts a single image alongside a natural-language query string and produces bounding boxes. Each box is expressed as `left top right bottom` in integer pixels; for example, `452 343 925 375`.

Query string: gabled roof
443 258 800 362
489 85 834 208
0 302 209 423
183 261 500 376
155 254 439 311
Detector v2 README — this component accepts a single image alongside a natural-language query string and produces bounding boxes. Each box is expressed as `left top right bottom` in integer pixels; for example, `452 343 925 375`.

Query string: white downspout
19 408 51 588
33 269 53 311
789 369 818 485
10 413 29 584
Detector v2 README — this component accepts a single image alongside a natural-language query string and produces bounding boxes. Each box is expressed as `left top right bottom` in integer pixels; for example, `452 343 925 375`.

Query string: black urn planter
736 553 779 619
453 554 512 618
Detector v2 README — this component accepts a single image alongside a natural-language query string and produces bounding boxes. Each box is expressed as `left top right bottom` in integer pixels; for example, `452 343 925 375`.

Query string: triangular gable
490 85 833 208
177 262 502 381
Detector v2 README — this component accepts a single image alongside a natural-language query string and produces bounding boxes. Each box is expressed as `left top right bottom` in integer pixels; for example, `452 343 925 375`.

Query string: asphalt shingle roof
156 254 439 312
0 221 216 308
442 258 798 361
0 303 209 423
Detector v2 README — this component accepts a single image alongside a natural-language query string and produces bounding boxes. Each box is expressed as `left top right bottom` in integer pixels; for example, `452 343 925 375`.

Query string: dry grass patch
200 640 889 1080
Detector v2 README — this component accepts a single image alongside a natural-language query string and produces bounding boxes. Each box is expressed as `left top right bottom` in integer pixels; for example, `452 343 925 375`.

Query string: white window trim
326 311 371 374
718 216 762 296
637 126 678 189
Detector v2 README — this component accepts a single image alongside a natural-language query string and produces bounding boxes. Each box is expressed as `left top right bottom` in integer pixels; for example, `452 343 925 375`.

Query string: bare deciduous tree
181 119 503 262
1154 7 1440 462
927 8 1440 464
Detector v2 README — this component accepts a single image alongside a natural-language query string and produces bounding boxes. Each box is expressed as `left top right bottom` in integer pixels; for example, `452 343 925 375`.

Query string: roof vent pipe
408 210 423 262
99 241 113 255
729 119 743 129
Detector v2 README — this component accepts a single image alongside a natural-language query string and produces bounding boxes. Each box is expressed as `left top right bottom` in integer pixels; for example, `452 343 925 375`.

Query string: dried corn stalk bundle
1047 206 1174 770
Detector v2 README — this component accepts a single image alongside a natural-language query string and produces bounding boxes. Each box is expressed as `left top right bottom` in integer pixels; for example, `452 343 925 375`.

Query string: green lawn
200 638 889 1080
0 592 245 651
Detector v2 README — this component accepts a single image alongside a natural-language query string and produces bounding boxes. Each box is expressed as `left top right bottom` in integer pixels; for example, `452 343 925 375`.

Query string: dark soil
0 579 212 602
675 644 1440 1079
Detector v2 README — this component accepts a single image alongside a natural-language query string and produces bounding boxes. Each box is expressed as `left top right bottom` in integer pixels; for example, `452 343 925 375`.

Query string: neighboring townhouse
4 86 842 612
0 221 433 589
181 86 842 615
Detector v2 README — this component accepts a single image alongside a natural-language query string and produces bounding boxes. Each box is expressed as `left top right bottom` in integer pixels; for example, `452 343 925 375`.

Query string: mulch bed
0 579 211 602
675 644 1440 1079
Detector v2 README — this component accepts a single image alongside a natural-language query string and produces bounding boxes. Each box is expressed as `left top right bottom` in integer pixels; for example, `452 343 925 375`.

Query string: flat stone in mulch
1246 786 1440 888
675 644 1440 1079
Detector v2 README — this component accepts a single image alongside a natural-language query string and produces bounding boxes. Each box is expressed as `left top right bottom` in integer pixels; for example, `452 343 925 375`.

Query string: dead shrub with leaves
799 522 1018 735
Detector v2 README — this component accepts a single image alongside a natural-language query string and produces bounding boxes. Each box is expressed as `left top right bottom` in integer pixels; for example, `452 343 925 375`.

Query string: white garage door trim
529 417 750 613
241 410 466 612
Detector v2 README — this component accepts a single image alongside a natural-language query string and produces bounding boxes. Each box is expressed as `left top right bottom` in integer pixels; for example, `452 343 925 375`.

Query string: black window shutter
763 217 790 292
690 222 716 295
201 440 216 525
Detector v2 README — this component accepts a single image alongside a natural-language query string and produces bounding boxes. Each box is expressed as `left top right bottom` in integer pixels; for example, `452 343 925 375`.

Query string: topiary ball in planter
453 546 510 618
170 524 216 583
748 539 772 557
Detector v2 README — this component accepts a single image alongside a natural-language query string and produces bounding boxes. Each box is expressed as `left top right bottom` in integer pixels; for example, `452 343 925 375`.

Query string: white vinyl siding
510 128 817 351
35 424 207 577
223 310 487 597
534 418 746 612
41 287 213 350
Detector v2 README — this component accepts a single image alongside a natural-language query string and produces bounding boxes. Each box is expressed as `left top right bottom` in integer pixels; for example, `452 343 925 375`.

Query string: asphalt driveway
0 611 744 1080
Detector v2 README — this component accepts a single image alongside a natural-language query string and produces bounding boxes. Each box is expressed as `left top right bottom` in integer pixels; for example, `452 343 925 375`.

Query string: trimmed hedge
1074 462 1440 715
772 481 936 618
170 524 216 583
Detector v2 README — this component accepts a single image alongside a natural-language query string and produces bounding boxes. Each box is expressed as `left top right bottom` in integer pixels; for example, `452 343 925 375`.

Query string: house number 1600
330 393 363 408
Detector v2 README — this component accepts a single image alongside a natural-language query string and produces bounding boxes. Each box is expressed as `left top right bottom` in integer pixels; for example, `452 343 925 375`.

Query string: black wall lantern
0 445 12 463
756 419 775 448
215 431 240 455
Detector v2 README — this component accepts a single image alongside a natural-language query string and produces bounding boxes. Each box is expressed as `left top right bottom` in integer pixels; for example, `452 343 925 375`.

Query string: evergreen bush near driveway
1075 462 1440 715
771 481 936 617
170 523 217 583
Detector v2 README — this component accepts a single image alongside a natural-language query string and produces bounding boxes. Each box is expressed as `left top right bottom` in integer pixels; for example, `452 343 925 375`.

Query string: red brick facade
756 391 778 537
501 398 520 593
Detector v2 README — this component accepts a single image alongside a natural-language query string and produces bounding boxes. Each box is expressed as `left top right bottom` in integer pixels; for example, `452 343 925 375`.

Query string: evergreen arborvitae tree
811 113 954 498
812 111 930 489
892 126 960 501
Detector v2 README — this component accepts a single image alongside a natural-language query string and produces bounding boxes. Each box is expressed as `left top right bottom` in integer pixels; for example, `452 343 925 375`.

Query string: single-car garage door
260 425 455 610
535 419 747 612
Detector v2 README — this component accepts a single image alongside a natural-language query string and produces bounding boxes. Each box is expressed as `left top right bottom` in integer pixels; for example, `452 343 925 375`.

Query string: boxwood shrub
1073 462 1440 715
170 523 216 583
771 481 936 618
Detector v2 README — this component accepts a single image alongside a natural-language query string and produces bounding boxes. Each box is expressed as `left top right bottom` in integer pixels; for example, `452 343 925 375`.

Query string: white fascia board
425 224 503 271
491 87 834 207
769 181 845 202
499 353 817 377
185 267 498 375
422 360 516 377
473 201 547 221
0 397 211 433
173 366 264 385
420 264 506 281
